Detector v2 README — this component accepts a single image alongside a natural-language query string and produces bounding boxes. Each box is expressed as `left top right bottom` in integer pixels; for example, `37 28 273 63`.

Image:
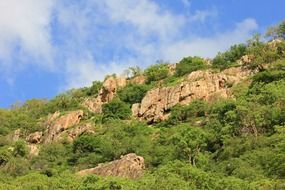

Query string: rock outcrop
11 129 21 142
237 54 255 65
129 75 146 85
43 110 84 143
77 153 145 179
27 131 43 144
57 123 94 142
132 67 253 123
28 144 39 156
83 76 127 113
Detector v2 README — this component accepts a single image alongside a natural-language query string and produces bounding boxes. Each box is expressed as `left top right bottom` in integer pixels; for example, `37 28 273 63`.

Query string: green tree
212 44 247 70
172 125 209 166
176 56 205 76
102 99 131 121
87 81 103 96
117 84 150 104
144 63 169 83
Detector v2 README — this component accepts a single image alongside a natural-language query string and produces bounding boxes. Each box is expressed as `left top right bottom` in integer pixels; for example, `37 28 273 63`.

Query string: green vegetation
144 62 169 83
175 56 205 76
0 20 285 189
117 84 150 104
102 99 131 121
212 44 247 70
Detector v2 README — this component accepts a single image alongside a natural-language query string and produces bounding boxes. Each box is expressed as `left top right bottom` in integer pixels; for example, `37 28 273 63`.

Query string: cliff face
80 62 254 124
132 67 253 123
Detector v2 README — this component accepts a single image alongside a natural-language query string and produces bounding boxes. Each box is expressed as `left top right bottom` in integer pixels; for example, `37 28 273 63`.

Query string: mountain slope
0 22 285 189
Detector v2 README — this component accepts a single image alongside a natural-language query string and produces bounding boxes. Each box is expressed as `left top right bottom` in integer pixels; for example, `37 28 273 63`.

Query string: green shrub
117 84 150 104
86 81 103 96
212 44 247 70
144 63 169 83
13 141 28 157
163 100 208 126
102 99 131 122
176 56 205 76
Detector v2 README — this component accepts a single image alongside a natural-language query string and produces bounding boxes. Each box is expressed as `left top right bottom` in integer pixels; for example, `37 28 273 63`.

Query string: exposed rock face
168 64 177 75
57 123 94 142
83 76 127 113
133 67 253 122
77 153 145 179
237 54 255 65
11 129 21 141
129 75 146 85
43 110 84 143
28 144 39 156
27 131 43 144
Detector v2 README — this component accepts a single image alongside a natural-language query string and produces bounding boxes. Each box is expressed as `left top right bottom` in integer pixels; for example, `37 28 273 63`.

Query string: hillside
0 21 285 190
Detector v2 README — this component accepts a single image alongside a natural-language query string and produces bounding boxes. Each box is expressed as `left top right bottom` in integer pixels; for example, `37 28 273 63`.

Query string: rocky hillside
0 21 285 190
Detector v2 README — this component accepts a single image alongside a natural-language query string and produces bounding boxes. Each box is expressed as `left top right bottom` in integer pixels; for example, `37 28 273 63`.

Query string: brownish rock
77 153 145 179
133 67 253 122
83 76 127 113
168 63 177 75
58 123 94 142
129 75 146 85
237 54 255 65
27 131 43 144
11 129 21 141
28 144 39 156
43 110 83 143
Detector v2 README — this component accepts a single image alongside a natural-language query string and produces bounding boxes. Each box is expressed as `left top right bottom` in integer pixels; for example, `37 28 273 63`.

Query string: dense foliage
175 56 205 76
144 63 169 83
117 84 150 105
102 99 132 122
212 44 247 70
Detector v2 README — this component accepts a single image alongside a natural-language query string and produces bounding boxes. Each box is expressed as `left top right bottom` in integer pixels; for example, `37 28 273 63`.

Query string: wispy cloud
161 18 258 61
0 0 55 68
190 8 218 23
181 0 191 8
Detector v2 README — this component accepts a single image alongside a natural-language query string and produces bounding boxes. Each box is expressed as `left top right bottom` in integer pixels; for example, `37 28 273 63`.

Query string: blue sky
0 0 284 108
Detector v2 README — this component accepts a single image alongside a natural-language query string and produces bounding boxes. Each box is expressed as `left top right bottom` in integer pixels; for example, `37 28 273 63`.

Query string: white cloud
181 0 191 7
161 18 258 61
0 0 259 92
0 0 55 67
99 0 185 39
64 54 136 90
190 9 218 23
60 1 258 89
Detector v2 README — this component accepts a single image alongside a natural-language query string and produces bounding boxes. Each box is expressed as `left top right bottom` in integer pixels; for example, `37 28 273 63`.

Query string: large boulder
77 153 145 179
133 67 253 123
83 76 127 113
43 110 83 143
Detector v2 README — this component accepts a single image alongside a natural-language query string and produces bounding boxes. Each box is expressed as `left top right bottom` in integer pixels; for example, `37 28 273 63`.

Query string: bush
86 81 103 96
13 141 28 157
163 100 208 126
212 44 247 70
102 99 131 121
144 63 169 83
176 56 205 76
117 84 150 104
